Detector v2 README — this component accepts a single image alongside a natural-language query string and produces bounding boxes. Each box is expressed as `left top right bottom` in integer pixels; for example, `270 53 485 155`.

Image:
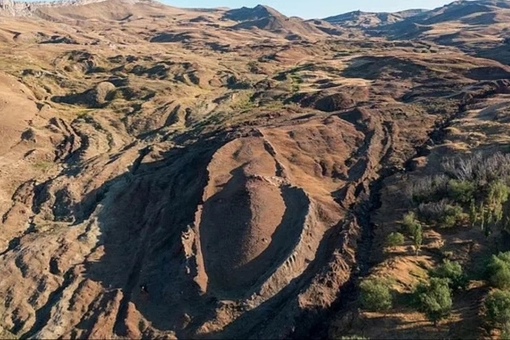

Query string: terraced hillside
1 0 510 339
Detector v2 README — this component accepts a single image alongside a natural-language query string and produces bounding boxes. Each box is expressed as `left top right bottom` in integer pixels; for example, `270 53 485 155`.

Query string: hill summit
223 4 282 21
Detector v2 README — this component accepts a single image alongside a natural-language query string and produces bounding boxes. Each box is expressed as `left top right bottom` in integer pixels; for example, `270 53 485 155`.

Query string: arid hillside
0 0 510 339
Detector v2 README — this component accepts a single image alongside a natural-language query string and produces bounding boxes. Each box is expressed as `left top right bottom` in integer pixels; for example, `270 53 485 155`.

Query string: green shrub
415 277 453 325
438 204 467 229
478 181 510 233
487 252 510 289
485 290 510 327
402 212 421 236
502 323 510 340
448 179 476 204
486 181 510 207
413 224 423 253
386 232 405 248
431 260 468 291
469 200 478 225
360 279 393 312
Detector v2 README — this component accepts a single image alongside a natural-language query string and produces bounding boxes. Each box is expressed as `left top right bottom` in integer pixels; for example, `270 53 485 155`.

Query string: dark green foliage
438 204 467 228
502 323 510 340
415 278 453 325
386 232 405 248
485 290 510 327
418 200 467 228
486 181 510 208
486 181 509 227
360 279 393 312
487 252 510 289
448 179 476 204
431 260 468 291
469 200 477 225
413 224 423 253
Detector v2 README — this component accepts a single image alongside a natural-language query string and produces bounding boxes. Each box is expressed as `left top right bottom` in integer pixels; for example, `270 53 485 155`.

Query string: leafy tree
487 252 510 289
481 181 510 235
416 278 453 325
485 290 510 327
386 232 405 249
479 202 488 234
413 224 423 254
469 200 477 225
431 260 468 291
360 279 393 312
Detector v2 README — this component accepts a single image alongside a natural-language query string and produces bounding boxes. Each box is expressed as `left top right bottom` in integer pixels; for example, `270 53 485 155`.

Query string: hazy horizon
163 0 454 19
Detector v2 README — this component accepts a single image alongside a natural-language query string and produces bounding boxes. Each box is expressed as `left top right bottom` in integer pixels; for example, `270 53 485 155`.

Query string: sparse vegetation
290 73 304 93
231 92 256 112
76 110 92 119
33 160 54 173
398 153 510 331
247 61 260 74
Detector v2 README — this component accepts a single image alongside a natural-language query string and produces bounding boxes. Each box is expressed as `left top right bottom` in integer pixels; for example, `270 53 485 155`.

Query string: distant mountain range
223 4 326 37
323 9 428 28
1 0 510 54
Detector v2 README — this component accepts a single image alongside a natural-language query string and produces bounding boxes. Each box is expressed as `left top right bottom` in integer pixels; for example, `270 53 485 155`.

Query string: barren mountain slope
0 1 510 339
324 9 427 28
355 0 510 63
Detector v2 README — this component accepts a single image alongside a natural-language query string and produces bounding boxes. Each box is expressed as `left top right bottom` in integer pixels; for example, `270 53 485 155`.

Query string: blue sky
163 0 453 19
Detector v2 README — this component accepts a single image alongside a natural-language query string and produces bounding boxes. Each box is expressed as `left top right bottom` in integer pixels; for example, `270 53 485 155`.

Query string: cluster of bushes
414 277 452 326
360 251 510 329
403 152 510 235
359 260 467 326
485 252 510 336
375 152 510 332
414 260 468 325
